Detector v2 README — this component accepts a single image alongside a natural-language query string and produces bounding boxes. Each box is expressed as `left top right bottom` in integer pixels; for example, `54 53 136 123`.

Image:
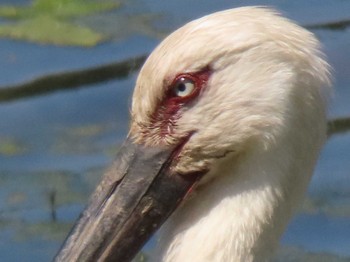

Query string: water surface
0 0 349 261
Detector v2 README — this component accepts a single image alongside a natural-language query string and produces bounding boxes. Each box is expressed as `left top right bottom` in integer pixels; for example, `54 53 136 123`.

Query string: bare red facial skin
166 66 212 104
148 66 212 139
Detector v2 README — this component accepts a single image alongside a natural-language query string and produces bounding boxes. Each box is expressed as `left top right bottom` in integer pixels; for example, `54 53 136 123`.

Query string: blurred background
0 0 349 261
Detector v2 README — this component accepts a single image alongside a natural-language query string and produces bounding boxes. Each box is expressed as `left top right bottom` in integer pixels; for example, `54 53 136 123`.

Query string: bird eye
172 77 196 97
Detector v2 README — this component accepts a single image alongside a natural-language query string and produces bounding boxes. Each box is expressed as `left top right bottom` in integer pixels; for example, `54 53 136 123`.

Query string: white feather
130 6 331 262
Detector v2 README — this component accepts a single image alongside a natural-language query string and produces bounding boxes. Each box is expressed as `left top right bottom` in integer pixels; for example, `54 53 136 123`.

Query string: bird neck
153 138 317 262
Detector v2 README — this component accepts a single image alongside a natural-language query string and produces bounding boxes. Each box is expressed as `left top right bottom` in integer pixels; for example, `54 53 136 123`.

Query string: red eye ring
167 67 211 103
147 67 211 138
172 77 196 98
169 75 198 102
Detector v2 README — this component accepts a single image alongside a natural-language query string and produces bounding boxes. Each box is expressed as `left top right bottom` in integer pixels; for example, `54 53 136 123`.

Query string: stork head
55 7 330 262
131 6 330 176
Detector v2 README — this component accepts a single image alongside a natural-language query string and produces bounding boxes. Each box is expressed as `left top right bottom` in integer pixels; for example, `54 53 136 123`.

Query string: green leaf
0 6 20 18
0 16 105 46
32 0 120 18
0 0 120 19
0 0 120 46
0 137 26 156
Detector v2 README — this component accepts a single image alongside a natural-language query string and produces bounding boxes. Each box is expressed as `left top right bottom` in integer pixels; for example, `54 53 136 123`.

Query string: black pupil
177 82 187 92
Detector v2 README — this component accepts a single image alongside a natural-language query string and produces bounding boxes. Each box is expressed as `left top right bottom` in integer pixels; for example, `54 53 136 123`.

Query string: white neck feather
134 7 330 262
153 133 320 262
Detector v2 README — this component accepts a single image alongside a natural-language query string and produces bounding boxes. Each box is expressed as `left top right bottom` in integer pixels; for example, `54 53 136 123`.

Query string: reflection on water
0 0 349 261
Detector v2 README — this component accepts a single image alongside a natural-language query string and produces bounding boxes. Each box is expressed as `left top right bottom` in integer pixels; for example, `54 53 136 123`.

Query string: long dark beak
54 136 204 262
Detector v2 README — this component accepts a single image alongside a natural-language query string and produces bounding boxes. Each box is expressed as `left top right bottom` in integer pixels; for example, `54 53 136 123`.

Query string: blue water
0 0 349 261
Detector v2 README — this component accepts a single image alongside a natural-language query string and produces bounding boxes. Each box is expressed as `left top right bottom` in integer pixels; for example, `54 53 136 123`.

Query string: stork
55 6 331 262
